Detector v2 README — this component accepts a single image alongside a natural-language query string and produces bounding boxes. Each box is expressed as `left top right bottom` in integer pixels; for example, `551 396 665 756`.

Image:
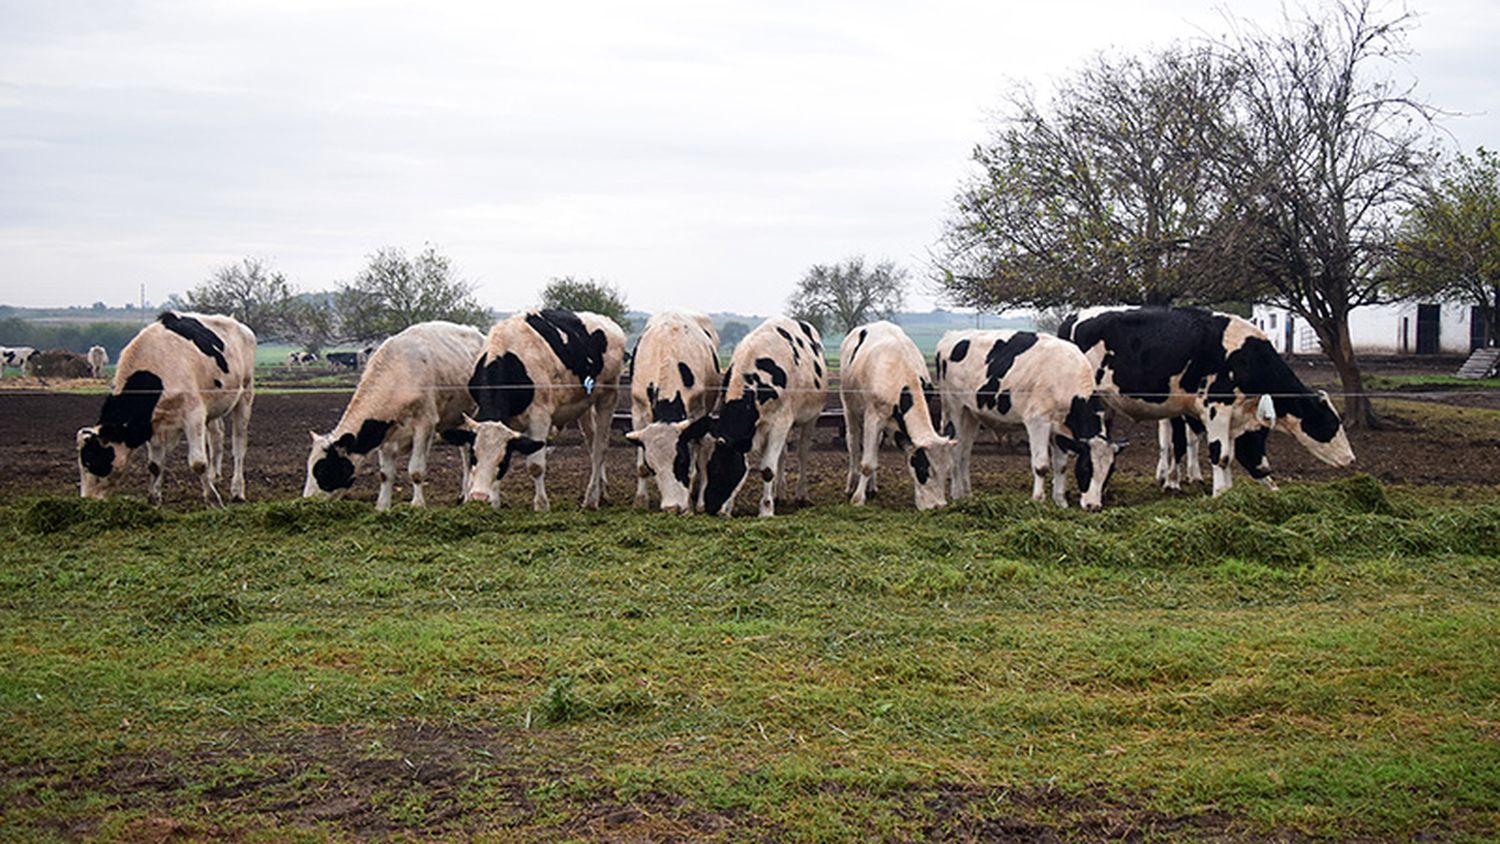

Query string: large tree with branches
787 256 907 334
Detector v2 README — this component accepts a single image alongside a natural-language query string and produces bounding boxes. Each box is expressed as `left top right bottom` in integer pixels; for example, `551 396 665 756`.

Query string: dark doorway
1472 306 1491 350
1416 304 1440 354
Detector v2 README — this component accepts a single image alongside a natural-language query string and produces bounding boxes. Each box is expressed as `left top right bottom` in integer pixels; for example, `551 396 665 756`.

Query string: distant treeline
0 318 141 357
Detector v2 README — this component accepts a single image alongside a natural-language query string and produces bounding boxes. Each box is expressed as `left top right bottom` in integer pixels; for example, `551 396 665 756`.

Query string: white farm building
1250 302 1491 356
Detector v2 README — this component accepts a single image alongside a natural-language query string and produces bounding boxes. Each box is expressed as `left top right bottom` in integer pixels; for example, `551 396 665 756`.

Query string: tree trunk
1317 318 1382 430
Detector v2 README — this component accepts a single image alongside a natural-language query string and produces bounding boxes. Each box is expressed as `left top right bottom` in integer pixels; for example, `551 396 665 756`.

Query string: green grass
1365 373 1500 391
2 477 1498 840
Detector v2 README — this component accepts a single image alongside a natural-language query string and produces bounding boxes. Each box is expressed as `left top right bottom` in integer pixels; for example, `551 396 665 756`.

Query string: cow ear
76 427 94 447
460 413 480 431
1111 438 1130 454
510 436 545 456
624 430 644 445
334 433 357 451
441 428 476 447
678 414 714 442
309 430 322 442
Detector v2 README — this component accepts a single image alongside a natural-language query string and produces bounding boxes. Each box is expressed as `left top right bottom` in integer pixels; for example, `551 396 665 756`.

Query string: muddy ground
1 362 1496 509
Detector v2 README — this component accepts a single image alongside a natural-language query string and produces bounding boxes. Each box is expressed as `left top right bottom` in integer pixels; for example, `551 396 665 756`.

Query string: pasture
1 373 1498 841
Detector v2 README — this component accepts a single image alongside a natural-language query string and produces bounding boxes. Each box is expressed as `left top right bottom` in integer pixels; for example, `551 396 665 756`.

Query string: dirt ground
2 365 1496 509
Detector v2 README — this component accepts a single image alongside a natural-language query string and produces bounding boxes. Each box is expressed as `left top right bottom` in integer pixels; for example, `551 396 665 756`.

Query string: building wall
1251 303 1475 355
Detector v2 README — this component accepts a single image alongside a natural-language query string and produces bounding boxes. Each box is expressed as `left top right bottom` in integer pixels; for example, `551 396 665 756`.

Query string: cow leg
952 411 980 499
375 446 397 510
458 441 472 503
581 399 611 509
794 421 814 505
527 416 552 513
692 438 711 513
1049 435 1071 507
1184 424 1204 483
207 418 225 488
632 403 650 508
228 396 251 502
851 411 882 506
757 421 793 517
1024 417 1054 505
1204 407 1234 496
185 412 224 509
408 423 432 507
1156 420 1180 491
843 403 862 497
146 437 170 506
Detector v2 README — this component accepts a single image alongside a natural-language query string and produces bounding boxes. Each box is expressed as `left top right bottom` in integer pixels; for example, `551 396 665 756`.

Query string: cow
622 311 723 513
326 352 360 370
701 316 827 517
356 346 376 368
87 345 109 378
75 312 255 507
286 350 318 367
1058 306 1355 495
1 346 36 376
442 309 626 512
27 349 92 380
304 321 486 509
839 321 955 510
934 330 1118 510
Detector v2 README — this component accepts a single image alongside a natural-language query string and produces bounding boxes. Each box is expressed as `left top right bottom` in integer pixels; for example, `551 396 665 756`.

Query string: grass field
2 476 1498 841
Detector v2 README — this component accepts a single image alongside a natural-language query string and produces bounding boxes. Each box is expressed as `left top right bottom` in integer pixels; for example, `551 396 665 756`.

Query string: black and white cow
935 330 1117 510
326 351 360 370
1 346 35 376
702 316 827 517
304 321 486 509
76 312 256 507
623 311 723 513
443 309 626 511
286 350 318 367
87 345 109 379
839 321 955 510
1058 306 1354 495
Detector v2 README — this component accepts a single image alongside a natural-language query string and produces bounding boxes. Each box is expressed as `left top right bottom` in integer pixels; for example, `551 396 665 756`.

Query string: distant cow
1059 306 1354 495
304 321 486 509
76 312 256 506
27 349 92 380
935 330 1118 510
839 321 955 510
1 346 36 376
443 309 626 511
326 352 360 370
701 316 827 517
286 350 318 367
356 345 376 368
623 311 723 513
87 345 109 378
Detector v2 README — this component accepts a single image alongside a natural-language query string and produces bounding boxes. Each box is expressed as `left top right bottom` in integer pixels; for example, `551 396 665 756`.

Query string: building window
1269 313 1278 329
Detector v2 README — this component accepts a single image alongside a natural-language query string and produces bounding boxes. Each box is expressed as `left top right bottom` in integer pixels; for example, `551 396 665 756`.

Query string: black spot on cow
470 352 534 422
79 434 115 477
1170 417 1189 463
1067 308 1229 404
497 436 546 481
703 401 754 515
652 391 688 424
671 415 714 489
976 333 1038 414
159 312 229 373
212 379 222 388
1063 395 1105 442
441 428 475 448
934 351 946 381
525 309 606 383
1234 428 1273 478
677 362 696 389
942 421 955 439
717 395 759 446
848 328 868 366
755 357 787 388
813 359 823 380
775 327 802 365
797 320 820 352
1224 337 1343 443
761 467 774 483
349 419 392 454
312 450 356 492
898 385 915 418
949 339 971 362
909 447 931 484
1208 440 1223 466
96 370 164 450
148 461 161 477
628 339 640 380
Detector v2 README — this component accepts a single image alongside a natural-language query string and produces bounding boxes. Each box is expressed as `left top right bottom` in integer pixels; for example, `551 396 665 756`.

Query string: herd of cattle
68 307 1356 514
2 345 111 380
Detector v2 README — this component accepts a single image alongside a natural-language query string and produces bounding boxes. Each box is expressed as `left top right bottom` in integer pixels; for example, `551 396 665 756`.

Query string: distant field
2 477 1498 841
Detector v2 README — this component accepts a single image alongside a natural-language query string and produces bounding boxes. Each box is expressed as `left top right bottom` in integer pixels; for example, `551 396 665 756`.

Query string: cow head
440 415 545 508
304 431 361 498
701 396 759 516
1277 389 1355 467
894 430 956 510
77 426 127 498
1059 395 1120 511
625 415 714 513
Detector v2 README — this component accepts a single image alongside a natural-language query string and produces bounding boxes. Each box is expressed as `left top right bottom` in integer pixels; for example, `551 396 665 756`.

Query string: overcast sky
2 0 1497 315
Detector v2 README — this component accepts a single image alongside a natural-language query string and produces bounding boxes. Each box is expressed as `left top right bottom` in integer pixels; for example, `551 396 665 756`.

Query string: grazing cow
935 330 1118 510
1058 306 1354 495
87 345 109 378
75 312 255 506
28 349 93 379
286 350 318 367
304 322 486 509
622 311 723 513
839 321 955 510
443 309 625 511
1 346 36 376
701 316 827 517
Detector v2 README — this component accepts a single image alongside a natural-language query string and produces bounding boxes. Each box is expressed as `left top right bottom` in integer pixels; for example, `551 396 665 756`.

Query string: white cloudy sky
1 0 1496 314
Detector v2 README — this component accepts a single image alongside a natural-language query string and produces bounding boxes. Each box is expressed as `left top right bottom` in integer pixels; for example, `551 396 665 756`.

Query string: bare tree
183 257 297 337
787 257 907 334
1209 0 1437 428
1387 147 1500 348
936 47 1244 310
336 245 489 342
